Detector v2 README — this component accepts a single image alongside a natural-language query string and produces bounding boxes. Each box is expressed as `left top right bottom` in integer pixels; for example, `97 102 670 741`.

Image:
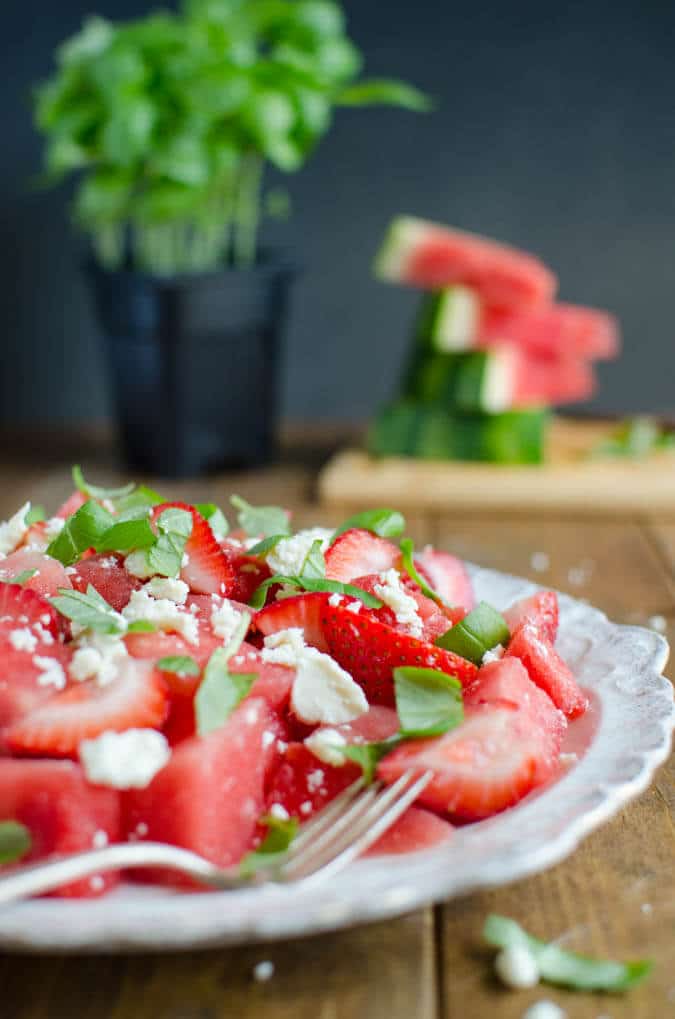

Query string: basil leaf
332 508 406 542
0 820 31 865
341 738 402 784
50 584 125 634
399 537 445 604
157 508 193 538
25 505 46 526
248 575 383 611
230 494 291 538
157 655 200 677
126 620 156 633
195 503 229 540
95 516 156 554
299 538 325 580
483 914 653 992
114 484 164 513
146 507 193 579
394 666 463 737
195 612 253 736
239 815 298 877
246 534 285 557
0 569 38 586
47 500 115 566
72 464 136 501
435 602 510 665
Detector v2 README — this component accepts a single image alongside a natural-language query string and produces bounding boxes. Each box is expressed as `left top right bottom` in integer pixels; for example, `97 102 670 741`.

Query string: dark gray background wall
2 1 674 425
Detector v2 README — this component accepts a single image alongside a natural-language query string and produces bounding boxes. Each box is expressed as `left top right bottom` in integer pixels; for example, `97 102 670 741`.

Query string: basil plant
34 0 430 275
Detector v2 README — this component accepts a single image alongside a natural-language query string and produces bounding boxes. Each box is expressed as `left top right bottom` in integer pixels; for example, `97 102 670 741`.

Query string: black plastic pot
86 253 295 477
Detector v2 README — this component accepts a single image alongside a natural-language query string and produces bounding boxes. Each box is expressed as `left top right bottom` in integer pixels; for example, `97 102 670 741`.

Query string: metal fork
0 769 432 905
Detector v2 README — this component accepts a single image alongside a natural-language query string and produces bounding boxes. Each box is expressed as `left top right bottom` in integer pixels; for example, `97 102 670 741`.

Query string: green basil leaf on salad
195 612 254 736
246 534 285 557
113 484 164 513
195 503 229 540
126 620 157 634
95 516 156 554
72 464 136 501
50 585 125 635
435 602 510 665
0 569 38 586
248 575 383 611
332 508 406 543
146 508 193 579
399 538 443 604
230 494 291 539
47 500 115 566
24 505 46 526
483 914 653 992
299 538 325 580
239 814 298 877
0 820 32 865
394 666 463 737
157 655 200 677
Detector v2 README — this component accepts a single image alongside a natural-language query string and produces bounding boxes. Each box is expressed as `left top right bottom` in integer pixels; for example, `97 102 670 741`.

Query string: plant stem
233 154 264 269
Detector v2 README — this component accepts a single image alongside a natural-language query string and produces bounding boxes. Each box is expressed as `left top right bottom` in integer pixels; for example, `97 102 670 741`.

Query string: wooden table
1 439 673 1019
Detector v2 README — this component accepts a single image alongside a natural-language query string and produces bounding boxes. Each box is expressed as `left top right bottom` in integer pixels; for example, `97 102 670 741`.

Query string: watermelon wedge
375 216 556 309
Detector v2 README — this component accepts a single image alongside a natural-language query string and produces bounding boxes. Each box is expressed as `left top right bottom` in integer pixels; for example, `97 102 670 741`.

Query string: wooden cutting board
318 417 675 516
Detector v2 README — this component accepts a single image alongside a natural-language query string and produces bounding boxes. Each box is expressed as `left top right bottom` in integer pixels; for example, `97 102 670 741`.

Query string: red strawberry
6 659 169 758
71 552 141 612
506 621 588 719
151 503 236 597
0 549 73 598
221 540 271 603
378 658 564 820
266 742 359 821
350 572 450 642
413 547 475 613
0 583 60 639
503 590 559 644
0 639 72 733
365 807 454 856
0 759 120 897
254 592 331 652
324 529 400 582
320 601 478 705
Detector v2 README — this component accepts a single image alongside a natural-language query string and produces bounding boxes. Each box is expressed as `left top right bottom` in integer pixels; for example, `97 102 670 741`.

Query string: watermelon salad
0 473 589 897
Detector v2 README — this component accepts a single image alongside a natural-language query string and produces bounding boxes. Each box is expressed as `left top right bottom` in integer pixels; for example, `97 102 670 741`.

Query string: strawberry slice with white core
378 658 564 820
0 549 73 598
5 658 169 758
151 502 236 597
506 620 588 719
255 593 331 652
503 590 559 644
413 547 475 613
324 528 400 583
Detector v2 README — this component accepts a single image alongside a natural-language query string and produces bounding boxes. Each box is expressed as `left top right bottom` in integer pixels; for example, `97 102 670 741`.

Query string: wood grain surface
0 454 673 1019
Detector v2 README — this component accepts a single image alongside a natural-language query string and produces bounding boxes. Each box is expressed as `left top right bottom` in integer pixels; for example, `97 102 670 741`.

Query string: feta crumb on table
495 943 540 989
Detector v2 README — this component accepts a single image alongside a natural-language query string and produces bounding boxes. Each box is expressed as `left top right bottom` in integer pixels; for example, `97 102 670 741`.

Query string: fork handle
0 843 248 905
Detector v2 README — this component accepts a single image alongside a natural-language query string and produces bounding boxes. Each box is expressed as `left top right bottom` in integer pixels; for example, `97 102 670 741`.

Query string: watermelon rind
373 216 433 282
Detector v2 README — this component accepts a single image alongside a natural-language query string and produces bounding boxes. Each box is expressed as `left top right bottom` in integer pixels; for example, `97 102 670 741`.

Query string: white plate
0 564 672 953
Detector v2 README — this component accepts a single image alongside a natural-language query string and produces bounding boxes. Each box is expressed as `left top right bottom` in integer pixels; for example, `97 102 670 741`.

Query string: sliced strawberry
0 549 73 599
324 528 400 583
266 742 359 821
55 491 88 519
221 540 271 603
254 593 331 652
378 658 564 820
365 806 454 856
349 572 450 642
503 590 559 643
506 621 588 719
151 502 236 597
0 640 72 733
71 552 141 612
0 583 60 639
6 659 169 758
414 547 475 613
0 759 120 897
320 601 478 705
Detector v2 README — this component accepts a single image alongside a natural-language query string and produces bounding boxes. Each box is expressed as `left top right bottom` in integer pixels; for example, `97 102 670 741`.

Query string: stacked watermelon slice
369 217 621 463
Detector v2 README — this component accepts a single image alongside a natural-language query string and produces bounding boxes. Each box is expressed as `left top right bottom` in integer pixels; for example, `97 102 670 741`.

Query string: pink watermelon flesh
70 553 141 612
0 759 120 897
365 806 454 855
123 696 280 885
383 218 556 308
506 621 588 719
481 303 620 360
0 550 73 598
511 347 597 406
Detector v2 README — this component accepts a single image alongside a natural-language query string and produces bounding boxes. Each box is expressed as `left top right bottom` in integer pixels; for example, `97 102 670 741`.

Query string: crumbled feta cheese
261 730 276 749
530 551 550 573
265 527 333 577
495 943 540 989
44 516 65 541
268 803 289 822
32 622 54 646
373 569 423 637
8 627 37 653
124 550 155 579
181 553 189 567
122 589 198 644
299 800 313 816
261 628 367 725
92 829 109 849
33 656 67 690
69 633 128 686
98 556 118 570
0 502 30 556
521 1002 566 1019
305 727 348 766
306 768 325 793
210 598 245 642
482 643 505 665
346 600 362 614
89 875 105 893
252 960 275 983
328 593 343 607
143 577 189 604
79 729 171 789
